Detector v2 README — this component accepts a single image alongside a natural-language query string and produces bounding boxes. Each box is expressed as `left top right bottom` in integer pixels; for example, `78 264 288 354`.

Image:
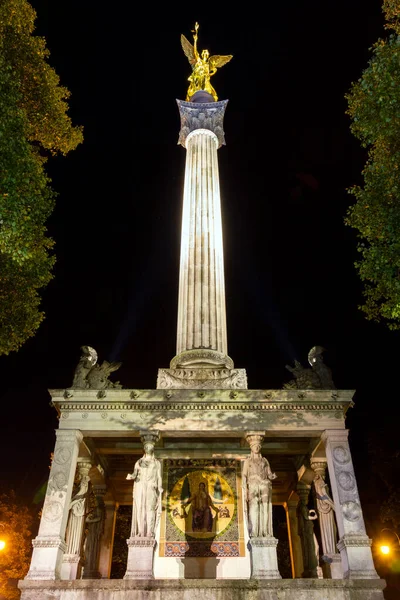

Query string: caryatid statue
126 433 163 538
242 434 277 538
311 462 337 556
181 22 232 101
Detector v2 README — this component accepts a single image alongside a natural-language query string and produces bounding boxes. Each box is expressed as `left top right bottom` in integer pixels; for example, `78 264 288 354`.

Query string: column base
249 537 281 579
82 569 101 579
25 536 66 580
322 553 343 579
157 367 247 389
338 534 379 579
124 537 156 579
157 350 247 390
60 554 81 580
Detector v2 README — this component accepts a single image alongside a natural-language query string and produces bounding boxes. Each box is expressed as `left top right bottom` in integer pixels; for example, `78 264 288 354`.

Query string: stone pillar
322 430 378 579
175 101 229 360
297 482 320 578
156 98 247 389
61 459 92 580
98 499 117 578
286 492 304 578
82 484 106 579
124 431 161 580
25 429 83 580
310 458 342 579
124 538 157 579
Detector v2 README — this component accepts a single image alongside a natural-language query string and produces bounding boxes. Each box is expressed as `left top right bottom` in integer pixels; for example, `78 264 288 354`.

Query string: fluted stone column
25 429 82 580
177 126 227 356
322 430 379 579
157 96 247 389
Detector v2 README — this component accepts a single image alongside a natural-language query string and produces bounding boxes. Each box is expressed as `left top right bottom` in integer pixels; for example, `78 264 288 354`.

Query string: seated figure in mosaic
183 481 219 533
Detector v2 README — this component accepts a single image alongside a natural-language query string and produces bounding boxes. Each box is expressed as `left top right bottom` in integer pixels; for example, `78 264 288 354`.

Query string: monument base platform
19 577 386 600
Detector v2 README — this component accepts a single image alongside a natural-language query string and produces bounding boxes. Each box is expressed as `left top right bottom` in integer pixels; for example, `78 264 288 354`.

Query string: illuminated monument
20 23 385 600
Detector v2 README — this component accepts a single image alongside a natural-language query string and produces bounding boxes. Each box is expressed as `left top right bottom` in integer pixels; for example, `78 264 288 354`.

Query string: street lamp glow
380 544 391 555
0 540 5 551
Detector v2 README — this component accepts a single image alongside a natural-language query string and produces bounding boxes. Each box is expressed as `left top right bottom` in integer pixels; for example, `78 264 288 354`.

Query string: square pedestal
249 536 281 579
60 554 80 580
124 537 156 579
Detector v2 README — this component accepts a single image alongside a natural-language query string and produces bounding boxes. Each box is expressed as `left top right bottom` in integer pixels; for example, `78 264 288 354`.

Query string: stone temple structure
19 27 385 600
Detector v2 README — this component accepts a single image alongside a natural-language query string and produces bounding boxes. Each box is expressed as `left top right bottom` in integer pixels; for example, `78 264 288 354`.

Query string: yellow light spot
0 540 5 551
380 545 390 555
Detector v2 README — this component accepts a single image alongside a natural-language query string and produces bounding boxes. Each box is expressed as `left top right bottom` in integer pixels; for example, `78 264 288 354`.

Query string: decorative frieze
58 401 348 413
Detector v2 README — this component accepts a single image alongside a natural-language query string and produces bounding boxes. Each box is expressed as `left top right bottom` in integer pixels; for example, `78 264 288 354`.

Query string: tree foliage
0 0 83 354
345 0 400 329
0 491 34 600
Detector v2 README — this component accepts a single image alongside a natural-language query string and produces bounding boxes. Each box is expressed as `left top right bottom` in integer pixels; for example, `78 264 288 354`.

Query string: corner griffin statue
71 345 122 390
181 22 232 101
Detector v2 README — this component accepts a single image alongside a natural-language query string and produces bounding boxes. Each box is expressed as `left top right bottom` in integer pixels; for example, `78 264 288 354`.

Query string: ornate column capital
321 429 349 446
310 458 328 478
76 458 92 477
296 481 311 502
245 431 265 447
176 99 228 149
139 431 160 446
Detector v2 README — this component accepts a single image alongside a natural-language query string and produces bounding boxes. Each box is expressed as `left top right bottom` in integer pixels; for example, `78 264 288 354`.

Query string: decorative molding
61 553 80 564
124 569 154 578
170 349 234 370
176 100 228 149
341 501 362 522
32 536 67 551
157 368 247 389
126 537 156 548
164 458 237 468
249 537 279 548
338 471 356 491
53 446 72 466
337 534 372 549
332 446 351 465
56 401 349 412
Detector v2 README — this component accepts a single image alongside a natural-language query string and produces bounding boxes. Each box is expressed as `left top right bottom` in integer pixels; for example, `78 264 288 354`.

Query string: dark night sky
0 0 396 533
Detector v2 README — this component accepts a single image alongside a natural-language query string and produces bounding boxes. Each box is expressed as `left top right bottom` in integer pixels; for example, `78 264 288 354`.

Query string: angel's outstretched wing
209 54 233 69
181 34 196 65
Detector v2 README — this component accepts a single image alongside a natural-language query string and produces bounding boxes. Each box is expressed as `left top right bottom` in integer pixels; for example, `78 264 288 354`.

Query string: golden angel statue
181 22 232 102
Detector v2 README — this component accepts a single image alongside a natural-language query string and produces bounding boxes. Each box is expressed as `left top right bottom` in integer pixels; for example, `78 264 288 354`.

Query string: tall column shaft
157 98 247 389
177 128 227 356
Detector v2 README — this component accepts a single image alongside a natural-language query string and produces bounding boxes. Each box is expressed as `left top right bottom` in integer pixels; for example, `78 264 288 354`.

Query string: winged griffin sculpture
181 22 232 101
71 345 122 390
